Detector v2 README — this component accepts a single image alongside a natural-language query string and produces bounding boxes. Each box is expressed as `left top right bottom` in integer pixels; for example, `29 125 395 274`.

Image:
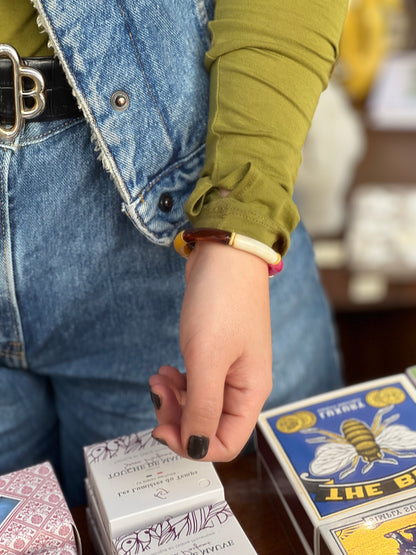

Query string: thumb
181 350 226 460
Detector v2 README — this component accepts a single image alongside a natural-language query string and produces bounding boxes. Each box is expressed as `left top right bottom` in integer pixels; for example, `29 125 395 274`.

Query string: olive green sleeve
0 0 53 57
184 0 348 254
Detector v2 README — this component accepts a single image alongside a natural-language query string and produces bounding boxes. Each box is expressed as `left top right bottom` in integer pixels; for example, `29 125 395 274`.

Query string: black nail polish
150 390 161 410
187 435 209 459
153 436 168 446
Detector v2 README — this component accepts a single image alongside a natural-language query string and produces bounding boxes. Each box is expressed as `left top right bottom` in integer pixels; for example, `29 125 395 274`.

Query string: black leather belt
0 44 82 140
0 56 81 123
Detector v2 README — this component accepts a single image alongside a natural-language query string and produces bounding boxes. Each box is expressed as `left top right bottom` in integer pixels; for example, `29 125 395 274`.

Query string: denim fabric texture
32 0 215 245
0 119 342 506
1 0 342 507
0 118 189 505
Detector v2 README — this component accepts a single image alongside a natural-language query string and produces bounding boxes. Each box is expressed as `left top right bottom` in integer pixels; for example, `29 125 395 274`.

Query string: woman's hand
149 241 273 461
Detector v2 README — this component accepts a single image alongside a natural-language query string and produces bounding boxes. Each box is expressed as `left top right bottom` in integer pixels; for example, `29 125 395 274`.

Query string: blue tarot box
256 374 416 554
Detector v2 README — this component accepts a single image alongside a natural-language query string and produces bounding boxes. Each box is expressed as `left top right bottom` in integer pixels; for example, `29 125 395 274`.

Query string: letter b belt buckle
0 44 46 141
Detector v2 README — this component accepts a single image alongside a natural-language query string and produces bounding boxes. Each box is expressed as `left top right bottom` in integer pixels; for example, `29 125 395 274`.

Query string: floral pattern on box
114 501 233 553
0 462 79 554
84 429 155 465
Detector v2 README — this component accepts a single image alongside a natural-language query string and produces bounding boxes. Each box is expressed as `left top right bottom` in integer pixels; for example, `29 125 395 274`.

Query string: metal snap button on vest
111 90 130 111
158 192 174 212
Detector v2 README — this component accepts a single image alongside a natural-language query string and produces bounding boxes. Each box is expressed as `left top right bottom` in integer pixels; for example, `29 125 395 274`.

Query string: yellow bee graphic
302 405 416 480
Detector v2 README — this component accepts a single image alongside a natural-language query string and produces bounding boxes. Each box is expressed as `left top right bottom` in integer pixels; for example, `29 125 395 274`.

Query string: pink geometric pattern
0 462 78 554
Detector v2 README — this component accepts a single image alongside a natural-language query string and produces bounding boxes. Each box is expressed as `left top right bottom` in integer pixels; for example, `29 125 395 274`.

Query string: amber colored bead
182 228 232 247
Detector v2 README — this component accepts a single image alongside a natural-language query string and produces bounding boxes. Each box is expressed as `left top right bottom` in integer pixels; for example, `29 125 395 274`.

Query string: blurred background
293 0 416 385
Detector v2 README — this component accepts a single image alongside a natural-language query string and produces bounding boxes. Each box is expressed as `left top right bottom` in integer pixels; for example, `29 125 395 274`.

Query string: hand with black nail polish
148 243 273 462
187 435 209 460
150 390 161 411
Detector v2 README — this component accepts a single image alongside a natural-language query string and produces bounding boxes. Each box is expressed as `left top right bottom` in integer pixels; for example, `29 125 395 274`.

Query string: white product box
86 494 257 555
84 429 224 538
85 478 113 554
86 507 107 555
0 461 81 554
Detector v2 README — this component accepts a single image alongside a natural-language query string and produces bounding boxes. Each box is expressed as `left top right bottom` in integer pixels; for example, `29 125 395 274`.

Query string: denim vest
32 0 214 245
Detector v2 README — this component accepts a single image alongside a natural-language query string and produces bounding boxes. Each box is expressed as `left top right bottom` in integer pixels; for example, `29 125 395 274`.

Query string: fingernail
150 390 161 410
153 436 168 446
187 435 209 460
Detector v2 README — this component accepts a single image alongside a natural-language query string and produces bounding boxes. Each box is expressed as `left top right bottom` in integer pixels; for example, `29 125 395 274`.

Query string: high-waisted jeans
0 118 342 506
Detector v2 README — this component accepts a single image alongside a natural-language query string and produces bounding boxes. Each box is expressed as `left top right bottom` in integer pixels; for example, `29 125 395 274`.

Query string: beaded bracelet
174 228 283 277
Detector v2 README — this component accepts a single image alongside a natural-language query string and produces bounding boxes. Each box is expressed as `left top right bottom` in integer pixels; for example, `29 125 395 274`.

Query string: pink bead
268 259 283 276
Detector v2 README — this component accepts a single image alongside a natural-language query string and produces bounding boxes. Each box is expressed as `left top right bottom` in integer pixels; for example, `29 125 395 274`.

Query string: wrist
174 228 283 277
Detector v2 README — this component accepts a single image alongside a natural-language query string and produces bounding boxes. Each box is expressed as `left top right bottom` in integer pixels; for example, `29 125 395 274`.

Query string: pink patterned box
0 462 81 555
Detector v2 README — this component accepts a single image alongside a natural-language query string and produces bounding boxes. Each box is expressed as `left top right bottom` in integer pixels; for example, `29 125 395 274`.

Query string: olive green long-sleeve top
1 0 53 56
2 0 348 254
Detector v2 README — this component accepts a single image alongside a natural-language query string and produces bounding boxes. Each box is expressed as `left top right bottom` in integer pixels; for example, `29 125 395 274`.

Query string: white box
113 500 257 554
85 478 114 554
87 496 257 555
367 52 416 130
84 429 224 538
86 506 107 555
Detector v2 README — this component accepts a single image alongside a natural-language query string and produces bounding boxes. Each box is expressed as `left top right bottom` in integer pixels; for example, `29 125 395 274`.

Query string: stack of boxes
8 371 416 553
257 370 416 554
83 428 257 554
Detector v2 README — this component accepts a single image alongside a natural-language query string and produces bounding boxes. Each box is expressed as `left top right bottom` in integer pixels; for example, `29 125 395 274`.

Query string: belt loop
0 44 46 142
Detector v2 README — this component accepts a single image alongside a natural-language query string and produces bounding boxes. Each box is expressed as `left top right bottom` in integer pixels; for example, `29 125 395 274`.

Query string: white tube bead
231 233 279 265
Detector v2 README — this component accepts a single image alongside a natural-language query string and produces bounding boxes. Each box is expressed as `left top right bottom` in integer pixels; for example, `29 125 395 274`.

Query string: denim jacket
32 0 214 246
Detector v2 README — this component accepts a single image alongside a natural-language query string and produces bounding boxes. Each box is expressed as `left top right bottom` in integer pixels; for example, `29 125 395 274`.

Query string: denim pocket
35 0 213 245
123 143 206 245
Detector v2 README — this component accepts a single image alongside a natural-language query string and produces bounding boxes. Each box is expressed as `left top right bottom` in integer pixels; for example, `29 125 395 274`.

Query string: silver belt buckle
0 44 46 141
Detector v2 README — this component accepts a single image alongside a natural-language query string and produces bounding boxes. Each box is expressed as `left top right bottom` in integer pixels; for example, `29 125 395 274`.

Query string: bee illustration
302 405 416 480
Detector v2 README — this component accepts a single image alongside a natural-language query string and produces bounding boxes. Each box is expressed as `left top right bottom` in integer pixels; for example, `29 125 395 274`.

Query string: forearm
185 0 349 254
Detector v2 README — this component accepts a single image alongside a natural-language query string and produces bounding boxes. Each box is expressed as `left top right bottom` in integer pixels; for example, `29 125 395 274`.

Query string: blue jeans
0 118 342 506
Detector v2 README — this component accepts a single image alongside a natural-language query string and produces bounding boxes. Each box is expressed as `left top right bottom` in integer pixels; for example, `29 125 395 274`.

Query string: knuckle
181 338 209 369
